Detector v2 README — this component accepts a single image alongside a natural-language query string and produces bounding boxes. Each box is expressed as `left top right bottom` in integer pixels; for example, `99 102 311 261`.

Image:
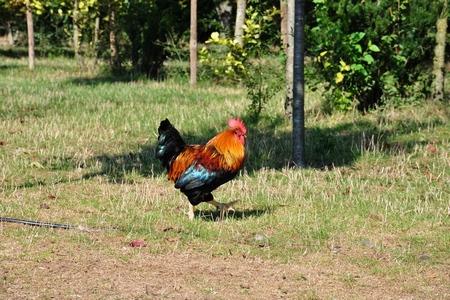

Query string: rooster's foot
207 200 239 220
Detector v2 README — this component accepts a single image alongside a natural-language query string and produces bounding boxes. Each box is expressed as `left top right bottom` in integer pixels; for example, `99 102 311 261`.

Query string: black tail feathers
156 119 186 170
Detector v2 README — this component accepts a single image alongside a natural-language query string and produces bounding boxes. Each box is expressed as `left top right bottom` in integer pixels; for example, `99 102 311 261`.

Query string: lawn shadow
0 64 21 70
0 47 74 58
80 129 220 183
79 113 445 183
82 143 164 182
195 208 272 222
68 74 145 86
7 112 440 193
67 68 150 86
32 110 446 188
243 113 446 171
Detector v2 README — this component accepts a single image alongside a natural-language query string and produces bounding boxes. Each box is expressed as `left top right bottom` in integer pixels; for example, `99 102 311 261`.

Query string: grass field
1 54 449 299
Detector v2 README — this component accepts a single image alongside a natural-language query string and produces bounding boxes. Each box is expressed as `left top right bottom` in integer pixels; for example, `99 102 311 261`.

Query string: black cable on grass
0 217 94 231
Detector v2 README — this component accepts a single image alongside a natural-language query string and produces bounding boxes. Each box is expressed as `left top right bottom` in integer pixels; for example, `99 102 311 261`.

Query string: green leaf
363 54 374 64
351 64 364 71
394 54 407 64
368 44 380 52
351 64 368 76
350 32 365 43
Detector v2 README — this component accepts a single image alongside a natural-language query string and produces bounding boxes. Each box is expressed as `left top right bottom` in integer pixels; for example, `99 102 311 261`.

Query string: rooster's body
156 118 247 219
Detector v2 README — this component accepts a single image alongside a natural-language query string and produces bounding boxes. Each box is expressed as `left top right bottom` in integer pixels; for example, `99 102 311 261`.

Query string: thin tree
215 1 232 34
73 0 80 60
93 15 100 63
190 0 197 86
432 0 448 101
109 1 119 69
284 0 294 117
25 0 34 70
292 0 305 167
234 0 246 46
6 21 14 45
280 0 288 51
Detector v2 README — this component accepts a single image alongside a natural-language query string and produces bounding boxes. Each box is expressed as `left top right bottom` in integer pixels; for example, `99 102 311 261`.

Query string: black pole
292 0 305 167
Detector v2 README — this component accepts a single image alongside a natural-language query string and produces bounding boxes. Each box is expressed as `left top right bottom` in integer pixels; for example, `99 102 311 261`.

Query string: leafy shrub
199 32 247 83
200 5 282 119
308 0 440 111
244 57 283 120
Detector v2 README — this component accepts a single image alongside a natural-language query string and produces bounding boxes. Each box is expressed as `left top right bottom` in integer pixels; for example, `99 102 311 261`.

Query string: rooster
156 118 247 220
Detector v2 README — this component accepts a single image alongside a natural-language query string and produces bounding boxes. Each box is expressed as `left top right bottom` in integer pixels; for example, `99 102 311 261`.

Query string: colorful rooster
156 118 247 220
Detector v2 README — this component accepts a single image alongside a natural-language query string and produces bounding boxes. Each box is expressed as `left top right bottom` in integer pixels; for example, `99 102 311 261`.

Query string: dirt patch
1 231 448 300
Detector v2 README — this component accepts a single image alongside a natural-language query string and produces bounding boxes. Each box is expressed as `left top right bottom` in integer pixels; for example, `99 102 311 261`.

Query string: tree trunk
73 0 80 59
234 0 246 46
292 0 305 167
284 0 294 117
109 3 119 69
94 16 100 50
190 0 197 86
26 4 35 70
432 0 448 101
6 21 14 46
216 1 233 34
280 0 288 51
93 16 100 62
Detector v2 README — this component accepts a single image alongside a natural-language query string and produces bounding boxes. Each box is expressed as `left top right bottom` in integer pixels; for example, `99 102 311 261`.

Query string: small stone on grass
129 240 147 248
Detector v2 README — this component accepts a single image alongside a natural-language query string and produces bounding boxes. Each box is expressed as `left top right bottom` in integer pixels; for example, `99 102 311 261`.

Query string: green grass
1 54 449 281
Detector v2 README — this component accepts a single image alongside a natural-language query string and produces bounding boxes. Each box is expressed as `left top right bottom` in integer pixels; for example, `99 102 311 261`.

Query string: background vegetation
1 0 448 112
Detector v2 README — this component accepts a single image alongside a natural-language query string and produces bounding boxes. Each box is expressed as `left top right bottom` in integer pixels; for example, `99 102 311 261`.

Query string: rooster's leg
207 200 239 220
188 203 195 220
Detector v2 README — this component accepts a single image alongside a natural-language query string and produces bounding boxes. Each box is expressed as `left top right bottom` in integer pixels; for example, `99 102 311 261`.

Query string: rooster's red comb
228 118 246 134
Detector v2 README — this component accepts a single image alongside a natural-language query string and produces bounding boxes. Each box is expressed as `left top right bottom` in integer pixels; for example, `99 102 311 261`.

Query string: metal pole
292 0 305 167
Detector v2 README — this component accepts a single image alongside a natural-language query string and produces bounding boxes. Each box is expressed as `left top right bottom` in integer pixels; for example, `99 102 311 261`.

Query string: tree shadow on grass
247 114 446 171
195 208 272 222
77 113 445 184
67 67 151 86
0 64 21 70
68 73 146 86
17 110 444 191
243 115 376 171
81 144 163 182
0 47 74 58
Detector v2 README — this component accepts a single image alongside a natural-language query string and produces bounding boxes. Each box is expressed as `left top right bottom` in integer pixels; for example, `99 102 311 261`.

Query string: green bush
308 0 440 111
199 5 282 119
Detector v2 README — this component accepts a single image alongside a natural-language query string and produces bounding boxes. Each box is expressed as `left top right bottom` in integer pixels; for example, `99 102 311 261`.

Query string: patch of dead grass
1 232 448 299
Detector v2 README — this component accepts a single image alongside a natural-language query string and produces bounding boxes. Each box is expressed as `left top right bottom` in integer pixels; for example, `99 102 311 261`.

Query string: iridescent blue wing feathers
175 165 217 191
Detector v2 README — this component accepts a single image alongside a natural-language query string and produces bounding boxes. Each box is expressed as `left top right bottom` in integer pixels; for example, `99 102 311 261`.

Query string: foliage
0 0 221 76
109 0 222 77
244 57 283 120
199 32 247 82
200 5 282 119
246 0 281 47
0 0 445 111
7 0 45 14
1 0 100 52
308 0 440 112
